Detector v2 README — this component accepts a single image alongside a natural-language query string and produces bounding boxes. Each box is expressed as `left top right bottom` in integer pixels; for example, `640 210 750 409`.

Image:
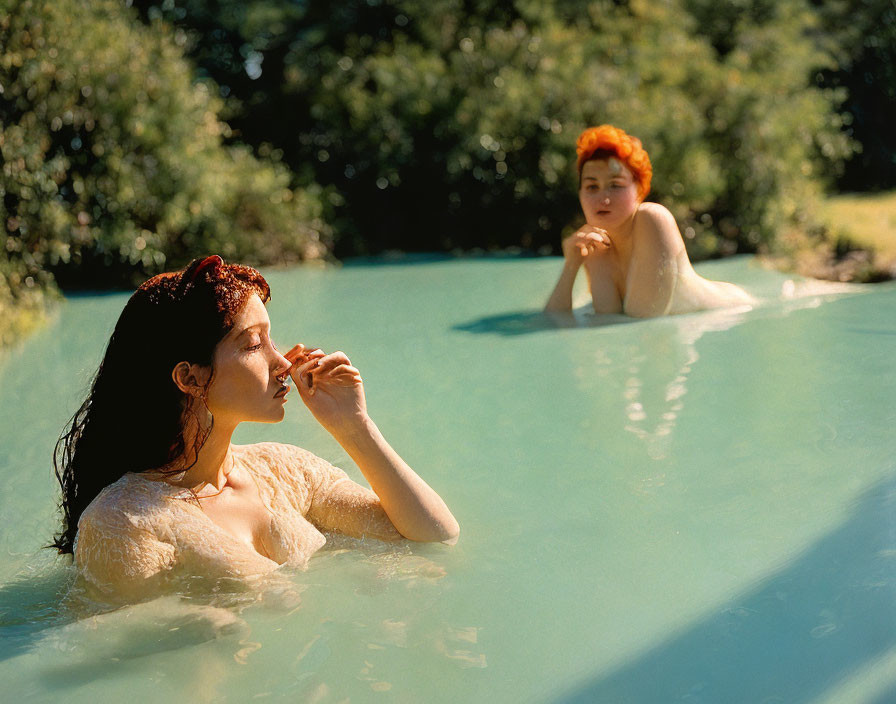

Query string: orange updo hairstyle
575 125 652 199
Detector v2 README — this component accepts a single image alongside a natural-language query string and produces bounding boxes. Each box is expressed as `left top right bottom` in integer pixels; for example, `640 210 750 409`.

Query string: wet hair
575 124 652 198
51 256 270 555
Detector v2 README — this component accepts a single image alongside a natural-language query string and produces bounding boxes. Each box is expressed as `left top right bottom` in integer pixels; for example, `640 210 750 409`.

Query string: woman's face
579 158 641 231
204 294 292 426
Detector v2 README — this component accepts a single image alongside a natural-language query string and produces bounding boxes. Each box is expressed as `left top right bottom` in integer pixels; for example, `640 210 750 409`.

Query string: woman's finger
292 350 325 369
315 373 361 387
310 351 353 375
292 358 321 390
309 363 361 383
324 364 361 379
283 344 306 364
284 345 326 365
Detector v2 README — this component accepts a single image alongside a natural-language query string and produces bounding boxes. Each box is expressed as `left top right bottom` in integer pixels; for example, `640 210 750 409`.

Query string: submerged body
582 201 754 317
546 126 753 318
74 443 400 596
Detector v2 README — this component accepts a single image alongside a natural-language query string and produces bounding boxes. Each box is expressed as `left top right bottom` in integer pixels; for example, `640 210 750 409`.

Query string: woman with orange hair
545 125 753 317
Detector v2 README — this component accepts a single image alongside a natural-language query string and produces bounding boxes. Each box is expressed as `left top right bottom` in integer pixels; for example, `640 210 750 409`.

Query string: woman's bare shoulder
78 473 175 529
632 202 684 252
634 201 677 228
74 475 180 594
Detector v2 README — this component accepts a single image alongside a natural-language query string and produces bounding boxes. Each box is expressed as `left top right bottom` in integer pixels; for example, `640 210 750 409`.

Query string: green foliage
0 254 58 348
681 0 855 253
131 0 855 257
810 0 896 191
0 0 330 308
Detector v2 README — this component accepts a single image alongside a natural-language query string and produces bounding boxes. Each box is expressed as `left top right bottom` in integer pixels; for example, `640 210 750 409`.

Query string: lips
274 379 291 398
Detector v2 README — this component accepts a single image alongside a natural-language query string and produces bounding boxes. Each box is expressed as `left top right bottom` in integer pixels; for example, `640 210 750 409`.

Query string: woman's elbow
403 516 460 545
438 517 460 545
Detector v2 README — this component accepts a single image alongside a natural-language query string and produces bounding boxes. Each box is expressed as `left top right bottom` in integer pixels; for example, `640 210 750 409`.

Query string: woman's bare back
585 203 754 317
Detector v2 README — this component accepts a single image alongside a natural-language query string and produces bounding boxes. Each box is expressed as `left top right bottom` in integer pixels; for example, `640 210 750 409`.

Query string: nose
272 348 292 377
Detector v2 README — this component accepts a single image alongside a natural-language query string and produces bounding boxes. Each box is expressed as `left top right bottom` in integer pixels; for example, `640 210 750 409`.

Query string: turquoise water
0 256 894 703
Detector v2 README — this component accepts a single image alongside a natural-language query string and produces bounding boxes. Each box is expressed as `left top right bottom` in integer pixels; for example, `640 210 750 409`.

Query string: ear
171 361 210 397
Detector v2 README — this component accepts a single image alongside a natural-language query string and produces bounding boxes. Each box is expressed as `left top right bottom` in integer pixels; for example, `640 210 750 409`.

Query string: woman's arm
544 226 610 312
328 416 458 543
544 259 582 313
284 347 459 543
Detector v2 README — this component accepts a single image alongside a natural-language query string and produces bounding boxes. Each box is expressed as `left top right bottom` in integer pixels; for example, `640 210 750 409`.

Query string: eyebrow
235 323 269 339
582 175 629 182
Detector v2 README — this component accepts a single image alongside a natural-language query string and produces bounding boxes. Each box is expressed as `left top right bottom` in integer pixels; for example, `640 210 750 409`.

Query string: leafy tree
809 0 896 191
130 0 853 257
0 0 330 308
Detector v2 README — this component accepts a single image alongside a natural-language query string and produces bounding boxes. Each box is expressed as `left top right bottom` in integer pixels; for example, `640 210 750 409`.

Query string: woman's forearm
333 417 459 543
544 260 581 312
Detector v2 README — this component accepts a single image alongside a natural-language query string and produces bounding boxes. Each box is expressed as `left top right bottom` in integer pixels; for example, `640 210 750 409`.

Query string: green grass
821 191 896 262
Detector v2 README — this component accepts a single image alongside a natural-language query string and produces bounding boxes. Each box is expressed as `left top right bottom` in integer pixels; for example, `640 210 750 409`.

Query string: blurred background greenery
2 0 894 344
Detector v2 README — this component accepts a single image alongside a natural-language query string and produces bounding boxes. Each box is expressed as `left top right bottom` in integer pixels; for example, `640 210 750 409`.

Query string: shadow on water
556 472 896 704
455 281 875 338
0 565 75 662
453 309 636 336
846 328 896 337
0 562 255 681
871 684 896 704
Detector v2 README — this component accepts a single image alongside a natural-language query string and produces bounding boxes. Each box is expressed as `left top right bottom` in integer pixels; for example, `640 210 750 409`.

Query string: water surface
1 256 893 703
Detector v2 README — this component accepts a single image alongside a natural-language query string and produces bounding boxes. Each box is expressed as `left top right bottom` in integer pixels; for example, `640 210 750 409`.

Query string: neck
605 212 637 263
170 413 238 492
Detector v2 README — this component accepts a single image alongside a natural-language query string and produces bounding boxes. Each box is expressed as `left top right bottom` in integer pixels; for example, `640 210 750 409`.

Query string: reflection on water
456 275 869 462
613 307 749 460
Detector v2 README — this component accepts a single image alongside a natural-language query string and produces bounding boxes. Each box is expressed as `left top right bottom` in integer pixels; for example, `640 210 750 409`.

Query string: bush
0 0 331 298
0 253 58 348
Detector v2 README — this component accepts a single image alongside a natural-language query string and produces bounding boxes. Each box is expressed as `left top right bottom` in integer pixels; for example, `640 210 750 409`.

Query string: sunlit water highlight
0 256 894 703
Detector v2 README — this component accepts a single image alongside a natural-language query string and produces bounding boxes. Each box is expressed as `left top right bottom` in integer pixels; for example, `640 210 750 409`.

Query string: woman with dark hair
545 125 754 317
54 255 458 600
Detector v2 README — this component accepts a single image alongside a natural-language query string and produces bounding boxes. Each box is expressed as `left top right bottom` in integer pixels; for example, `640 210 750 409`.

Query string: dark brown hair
52 256 270 554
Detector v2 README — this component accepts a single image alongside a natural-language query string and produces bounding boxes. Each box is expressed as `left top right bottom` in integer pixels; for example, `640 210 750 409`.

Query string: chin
251 407 287 424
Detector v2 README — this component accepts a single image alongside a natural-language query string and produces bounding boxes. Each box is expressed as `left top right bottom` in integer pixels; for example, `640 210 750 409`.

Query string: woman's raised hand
283 345 367 437
562 225 610 263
